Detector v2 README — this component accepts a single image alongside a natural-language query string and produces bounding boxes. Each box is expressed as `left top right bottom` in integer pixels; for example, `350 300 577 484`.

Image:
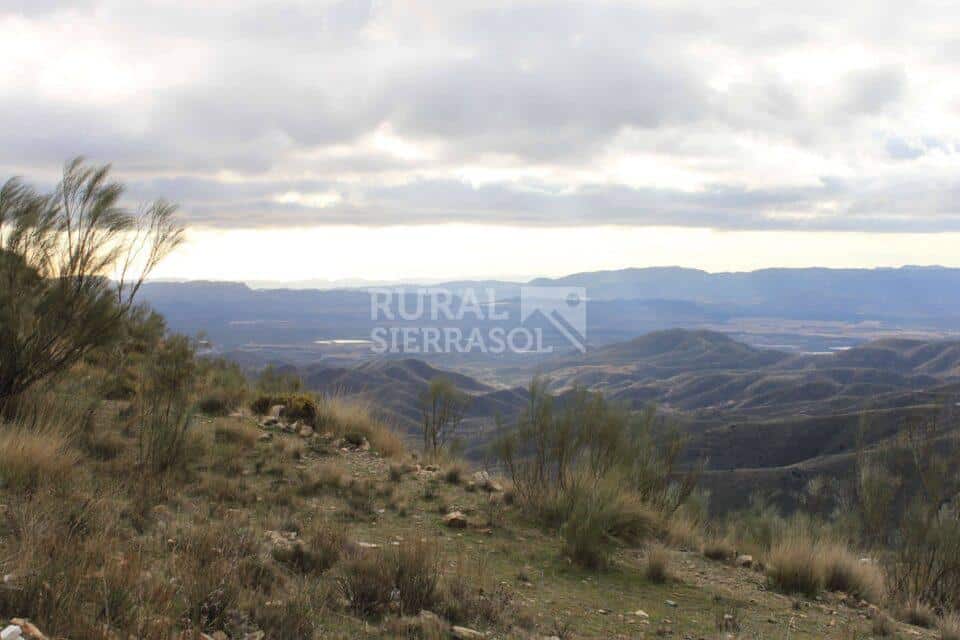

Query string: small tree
419 377 469 456
138 335 197 473
0 158 182 410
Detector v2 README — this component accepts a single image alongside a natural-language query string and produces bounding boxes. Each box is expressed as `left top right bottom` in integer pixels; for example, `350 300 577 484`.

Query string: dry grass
316 396 405 458
394 538 442 616
443 462 466 485
766 535 824 597
871 611 895 637
337 547 395 618
702 535 736 562
898 600 937 628
0 426 79 492
644 543 670 584
939 613 960 640
213 420 260 448
820 545 884 603
272 519 346 576
438 554 515 629
664 511 702 550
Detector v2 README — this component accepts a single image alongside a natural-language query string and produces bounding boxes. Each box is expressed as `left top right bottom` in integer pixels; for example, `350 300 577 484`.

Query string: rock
633 610 649 618
665 599 677 607
0 626 21 640
262 417 280 428
257 433 273 442
10 619 45 640
298 425 314 438
268 404 285 419
735 554 754 568
472 471 503 492
356 541 381 549
451 626 485 640
443 511 468 529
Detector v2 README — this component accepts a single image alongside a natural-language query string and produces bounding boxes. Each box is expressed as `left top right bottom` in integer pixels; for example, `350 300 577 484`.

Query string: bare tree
419 376 469 456
0 158 183 409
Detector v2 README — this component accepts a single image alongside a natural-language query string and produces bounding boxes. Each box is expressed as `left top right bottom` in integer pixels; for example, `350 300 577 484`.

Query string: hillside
0 397 930 640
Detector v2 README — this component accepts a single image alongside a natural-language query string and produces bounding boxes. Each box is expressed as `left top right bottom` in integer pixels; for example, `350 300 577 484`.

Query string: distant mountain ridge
139 266 960 358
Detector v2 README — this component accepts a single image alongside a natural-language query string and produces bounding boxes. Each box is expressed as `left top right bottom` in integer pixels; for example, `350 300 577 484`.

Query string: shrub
337 548 394 618
898 600 937 628
766 535 824 597
939 613 960 640
173 521 256 633
394 539 442 615
283 394 319 424
298 463 346 495
301 518 347 574
444 463 465 485
250 580 321 640
83 430 126 461
137 335 197 473
821 545 884 603
250 394 283 416
197 391 234 416
213 421 260 448
439 558 514 628
419 377 469 456
198 358 247 416
560 478 657 569
0 159 182 408
871 612 895 637
315 396 405 458
0 490 135 638
645 543 670 583
0 427 78 492
703 536 735 562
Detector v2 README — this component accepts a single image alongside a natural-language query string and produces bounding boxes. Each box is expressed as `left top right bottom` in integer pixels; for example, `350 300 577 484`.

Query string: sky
2 0 960 282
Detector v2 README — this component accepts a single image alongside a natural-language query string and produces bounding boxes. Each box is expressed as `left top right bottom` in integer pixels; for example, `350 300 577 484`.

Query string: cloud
0 0 959 232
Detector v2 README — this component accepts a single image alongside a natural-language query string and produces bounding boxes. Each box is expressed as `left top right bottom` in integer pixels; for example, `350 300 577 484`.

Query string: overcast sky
3 0 960 281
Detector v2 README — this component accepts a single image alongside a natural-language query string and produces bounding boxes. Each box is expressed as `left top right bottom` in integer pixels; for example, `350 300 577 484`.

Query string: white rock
1 625 22 640
451 626 485 640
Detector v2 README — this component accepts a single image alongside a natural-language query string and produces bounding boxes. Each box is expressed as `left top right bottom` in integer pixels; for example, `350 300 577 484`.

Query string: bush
0 427 78 492
0 490 139 638
138 335 197 473
871 612 895 637
439 557 515 628
703 536 735 562
213 421 260 448
939 613 960 640
821 545 884 603
898 600 937 628
394 539 442 615
250 394 283 416
198 358 247 416
315 396 405 458
197 391 235 416
766 535 824 597
645 543 670 583
337 548 394 618
443 463 465 485
308 519 348 570
560 478 657 569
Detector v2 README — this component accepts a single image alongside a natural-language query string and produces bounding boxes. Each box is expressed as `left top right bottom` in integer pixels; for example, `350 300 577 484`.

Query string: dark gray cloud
0 0 958 232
